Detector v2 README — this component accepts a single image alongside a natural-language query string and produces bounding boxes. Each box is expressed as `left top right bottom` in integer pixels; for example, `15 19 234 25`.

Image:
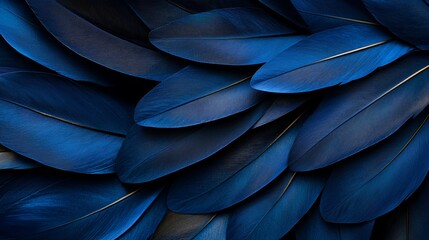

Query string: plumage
153 212 228 240
149 8 305 65
167 111 305 213
227 172 326 240
168 0 259 13
0 145 40 170
0 72 133 173
0 36 44 74
295 206 374 240
363 0 429 50
135 65 264 128
26 0 185 81
259 0 307 29
251 24 413 93
289 53 429 171
290 0 377 32
319 108 429 223
116 104 268 184
0 170 164 240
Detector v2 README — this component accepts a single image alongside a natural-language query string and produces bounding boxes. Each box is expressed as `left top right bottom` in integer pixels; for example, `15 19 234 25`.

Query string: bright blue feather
227 172 326 240
0 145 40 170
135 65 264 128
363 0 429 50
259 0 307 29
289 53 429 171
320 108 429 223
117 104 267 183
0 170 164 239
251 24 413 93
167 111 304 213
26 0 185 81
295 206 374 240
149 8 305 65
291 0 377 32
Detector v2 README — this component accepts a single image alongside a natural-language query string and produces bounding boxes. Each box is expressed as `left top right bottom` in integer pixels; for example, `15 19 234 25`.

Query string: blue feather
0 145 40 170
295 206 374 240
0 72 133 173
149 8 305 65
169 0 258 13
117 104 267 183
135 65 264 128
167 111 305 213
289 52 429 171
0 0 121 86
291 0 377 32
26 0 185 81
0 170 164 239
363 0 429 50
251 24 413 93
153 212 228 240
227 172 326 240
260 0 307 29
320 108 429 223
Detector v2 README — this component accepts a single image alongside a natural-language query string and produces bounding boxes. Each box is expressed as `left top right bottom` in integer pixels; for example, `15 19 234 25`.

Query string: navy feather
0 145 40 170
227 172 326 240
251 24 413 93
289 52 429 171
259 0 307 29
117 104 267 183
290 0 377 32
0 170 164 240
149 8 305 65
363 0 429 50
295 206 374 240
167 111 304 213
168 0 259 13
135 65 264 128
319 108 429 223
26 0 185 81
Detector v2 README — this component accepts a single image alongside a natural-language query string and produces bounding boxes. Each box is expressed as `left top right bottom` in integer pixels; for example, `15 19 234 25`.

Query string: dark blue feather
116 104 267 183
259 0 307 29
167 111 305 213
0 0 121 86
290 0 377 32
289 52 429 171
319 108 429 223
153 212 228 240
363 0 429 50
149 8 305 65
135 65 264 128
0 170 164 240
169 0 259 12
295 206 374 240
251 24 413 93
0 145 40 170
26 0 185 81
227 172 326 240
0 72 133 173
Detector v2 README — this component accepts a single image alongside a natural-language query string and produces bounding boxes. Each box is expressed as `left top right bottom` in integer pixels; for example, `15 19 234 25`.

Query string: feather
168 0 259 13
167 111 305 213
153 212 228 240
0 0 121 86
116 104 268 184
227 171 326 240
251 24 413 93
289 52 429 171
0 170 164 240
135 65 265 128
0 71 133 173
26 0 185 81
371 175 429 240
295 206 374 240
290 0 377 32
259 0 307 29
126 0 190 30
0 145 40 170
363 0 429 50
149 8 305 65
319 108 429 223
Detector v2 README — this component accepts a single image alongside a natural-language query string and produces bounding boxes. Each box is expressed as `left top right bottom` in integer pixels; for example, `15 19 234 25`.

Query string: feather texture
289 52 429 171
0 145 40 170
26 0 185 81
149 8 305 65
0 36 44 74
251 24 413 93
259 0 307 29
135 65 264 128
167 111 304 213
169 0 258 13
227 172 326 240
